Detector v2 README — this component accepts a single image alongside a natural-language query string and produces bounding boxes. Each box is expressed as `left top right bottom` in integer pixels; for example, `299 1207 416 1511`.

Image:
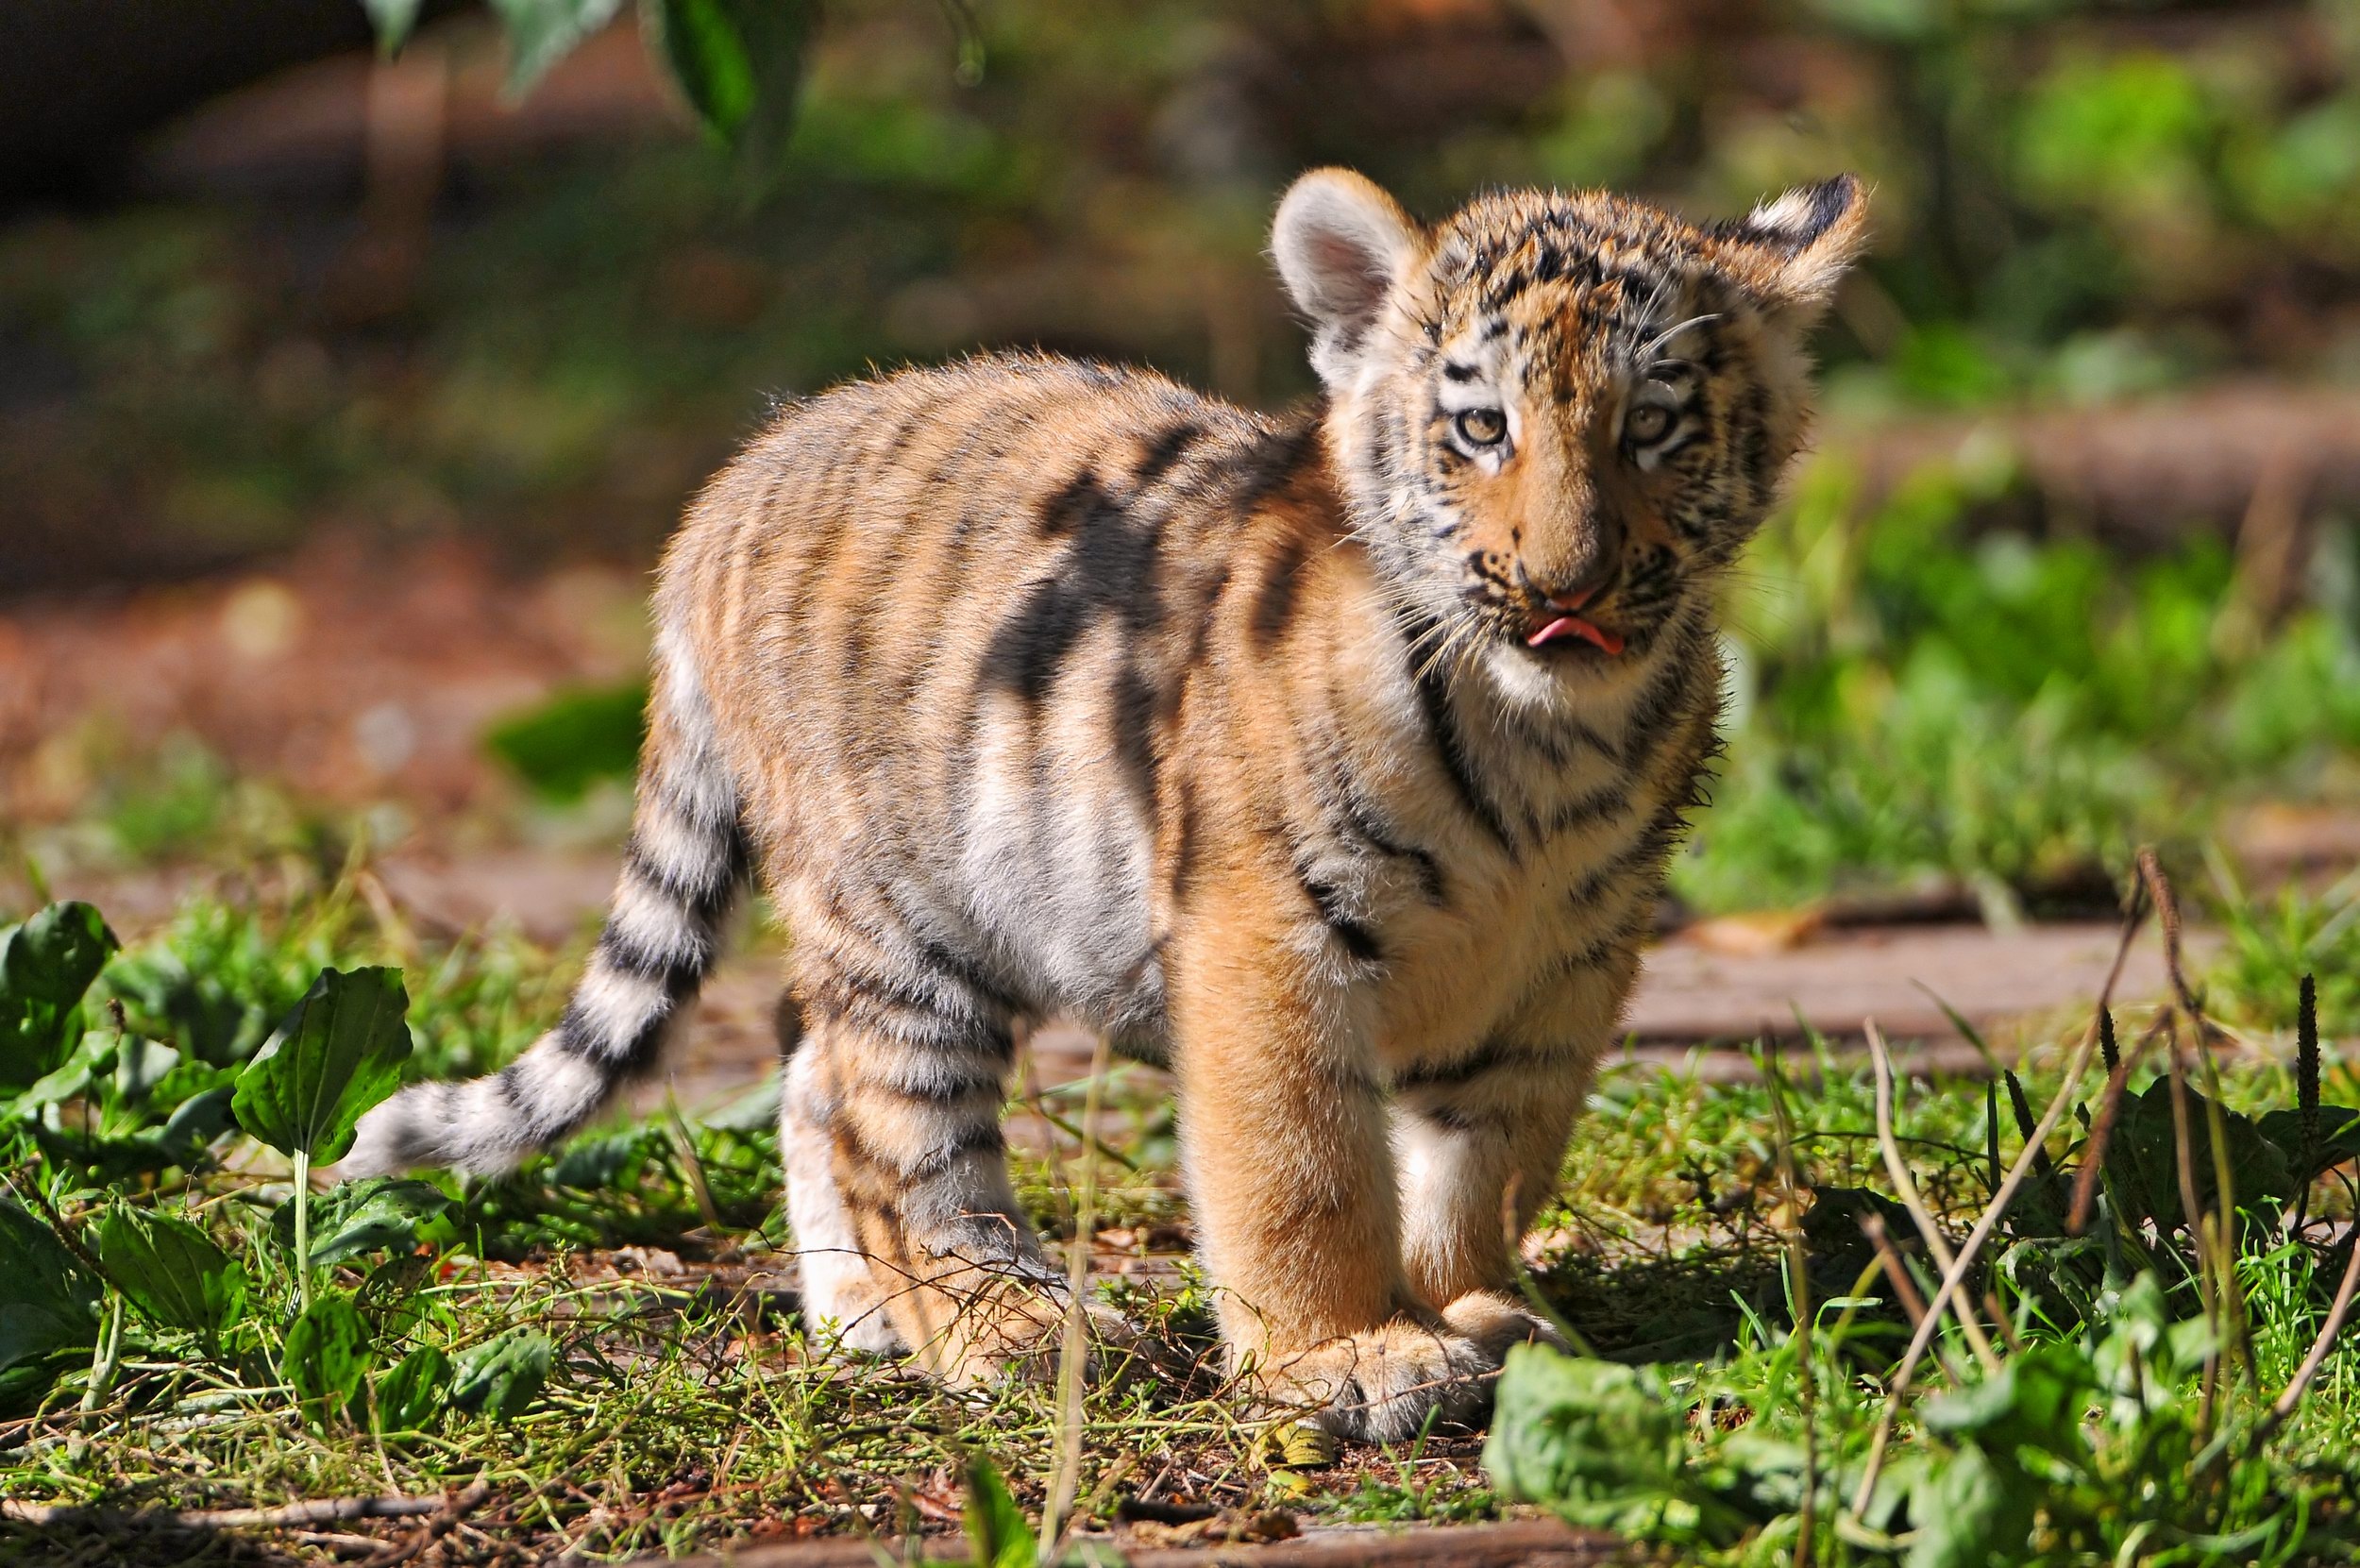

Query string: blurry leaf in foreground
484 683 647 802
1482 1343 1738 1541
962 1452 1036 1568
232 968 413 1165
645 0 815 171
93 1205 246 1337
1 902 118 1089
0 1199 100 1413
490 0 627 96
452 1329 554 1422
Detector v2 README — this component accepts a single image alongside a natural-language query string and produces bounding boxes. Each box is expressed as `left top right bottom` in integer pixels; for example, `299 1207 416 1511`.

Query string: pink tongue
1527 615 1626 655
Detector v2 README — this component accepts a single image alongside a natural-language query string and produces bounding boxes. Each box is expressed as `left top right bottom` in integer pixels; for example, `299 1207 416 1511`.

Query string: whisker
1637 312 1723 367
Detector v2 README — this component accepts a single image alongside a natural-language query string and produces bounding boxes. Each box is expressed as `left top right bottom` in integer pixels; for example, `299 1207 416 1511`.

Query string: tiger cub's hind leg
780 1002 905 1356
792 962 1082 1385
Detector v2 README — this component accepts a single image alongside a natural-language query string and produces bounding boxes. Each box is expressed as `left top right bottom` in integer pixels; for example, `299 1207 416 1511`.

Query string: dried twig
1864 1020 1998 1373
1 1483 489 1529
1849 882 2145 1519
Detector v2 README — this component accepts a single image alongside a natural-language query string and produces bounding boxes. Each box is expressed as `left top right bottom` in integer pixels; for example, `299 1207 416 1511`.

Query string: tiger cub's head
1272 169 1866 674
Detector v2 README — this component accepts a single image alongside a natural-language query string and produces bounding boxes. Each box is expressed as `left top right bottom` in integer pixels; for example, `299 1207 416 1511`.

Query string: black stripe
864 1051 1007 1104
1170 781 1202 909
1392 1037 1531 1091
907 1120 1007 1184
1533 778 1631 843
594 922 710 986
1614 632 1704 766
1228 422 1318 517
1134 420 1205 489
1249 536 1308 650
622 827 747 918
1296 862 1383 966
552 995 670 1073
1110 659 1161 826
1325 769 1445 904
1401 611 1513 853
985 466 1166 708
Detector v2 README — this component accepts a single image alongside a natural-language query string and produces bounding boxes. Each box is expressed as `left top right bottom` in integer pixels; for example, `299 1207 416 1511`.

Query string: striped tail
344 630 748 1176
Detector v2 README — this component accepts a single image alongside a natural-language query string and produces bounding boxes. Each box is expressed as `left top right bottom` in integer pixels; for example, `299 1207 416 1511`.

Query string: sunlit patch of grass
5 870 2357 1562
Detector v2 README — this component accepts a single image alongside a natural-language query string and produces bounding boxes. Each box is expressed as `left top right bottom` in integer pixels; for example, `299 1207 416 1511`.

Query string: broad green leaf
644 0 814 169
0 1199 101 1413
150 1085 238 1166
0 902 117 1089
452 1329 553 1422
2257 1105 2360 1180
489 0 627 97
284 1292 375 1430
110 1034 181 1105
1482 1345 1720 1538
2116 1080 2299 1224
1921 1344 2093 1460
93 1205 246 1337
362 0 423 53
232 968 413 1164
962 1453 1036 1568
7 1028 114 1115
1904 1441 2031 1568
374 1344 453 1435
274 1177 456 1268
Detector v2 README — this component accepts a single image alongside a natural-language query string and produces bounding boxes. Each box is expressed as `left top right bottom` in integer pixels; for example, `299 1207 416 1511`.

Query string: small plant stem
80 1294 124 1414
664 1096 728 1241
1500 1177 1597 1357
1758 1047 1816 1568
1038 1030 1109 1563
2294 973 2318 1237
1865 1021 1999 1373
2066 1011 2166 1235
294 1149 313 1312
2161 1026 2223 1434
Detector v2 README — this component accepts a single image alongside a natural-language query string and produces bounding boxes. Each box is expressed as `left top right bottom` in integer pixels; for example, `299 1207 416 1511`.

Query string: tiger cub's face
1273 172 1866 675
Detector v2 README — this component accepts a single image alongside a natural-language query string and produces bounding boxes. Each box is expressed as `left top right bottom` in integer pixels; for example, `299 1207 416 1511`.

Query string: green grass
1680 457 2360 916
3 869 2356 1563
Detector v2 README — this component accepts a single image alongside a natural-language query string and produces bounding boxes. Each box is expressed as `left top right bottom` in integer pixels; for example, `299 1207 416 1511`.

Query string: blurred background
6 0 2360 1047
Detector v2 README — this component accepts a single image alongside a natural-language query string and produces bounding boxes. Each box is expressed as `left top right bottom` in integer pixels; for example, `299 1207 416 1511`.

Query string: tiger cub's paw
1250 1317 1498 1444
935 1284 1154 1390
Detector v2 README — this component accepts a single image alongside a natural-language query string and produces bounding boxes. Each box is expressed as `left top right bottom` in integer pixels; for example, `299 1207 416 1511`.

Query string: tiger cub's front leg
1390 1035 1591 1360
1168 912 1504 1442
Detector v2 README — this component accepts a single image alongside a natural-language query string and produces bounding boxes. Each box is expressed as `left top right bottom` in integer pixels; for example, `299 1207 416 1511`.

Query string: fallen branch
653 1517 1625 1568
3 1483 489 1531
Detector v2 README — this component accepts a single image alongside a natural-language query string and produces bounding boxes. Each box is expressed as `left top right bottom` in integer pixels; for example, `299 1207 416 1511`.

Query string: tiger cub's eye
1455 408 1508 447
1624 403 1675 446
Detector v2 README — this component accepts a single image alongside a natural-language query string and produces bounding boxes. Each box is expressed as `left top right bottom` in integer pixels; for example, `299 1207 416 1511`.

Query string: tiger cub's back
659 355 1326 1038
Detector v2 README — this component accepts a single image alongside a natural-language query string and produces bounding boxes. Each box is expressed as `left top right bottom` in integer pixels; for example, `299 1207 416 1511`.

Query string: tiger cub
346 168 1865 1440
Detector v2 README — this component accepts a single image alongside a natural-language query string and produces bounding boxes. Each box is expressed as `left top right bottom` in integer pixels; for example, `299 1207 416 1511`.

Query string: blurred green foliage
1687 452 2360 911
10 1 2360 915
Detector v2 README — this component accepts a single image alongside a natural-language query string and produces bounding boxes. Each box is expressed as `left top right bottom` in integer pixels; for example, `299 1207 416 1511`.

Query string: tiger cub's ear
1719 174 1870 327
1272 168 1423 389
